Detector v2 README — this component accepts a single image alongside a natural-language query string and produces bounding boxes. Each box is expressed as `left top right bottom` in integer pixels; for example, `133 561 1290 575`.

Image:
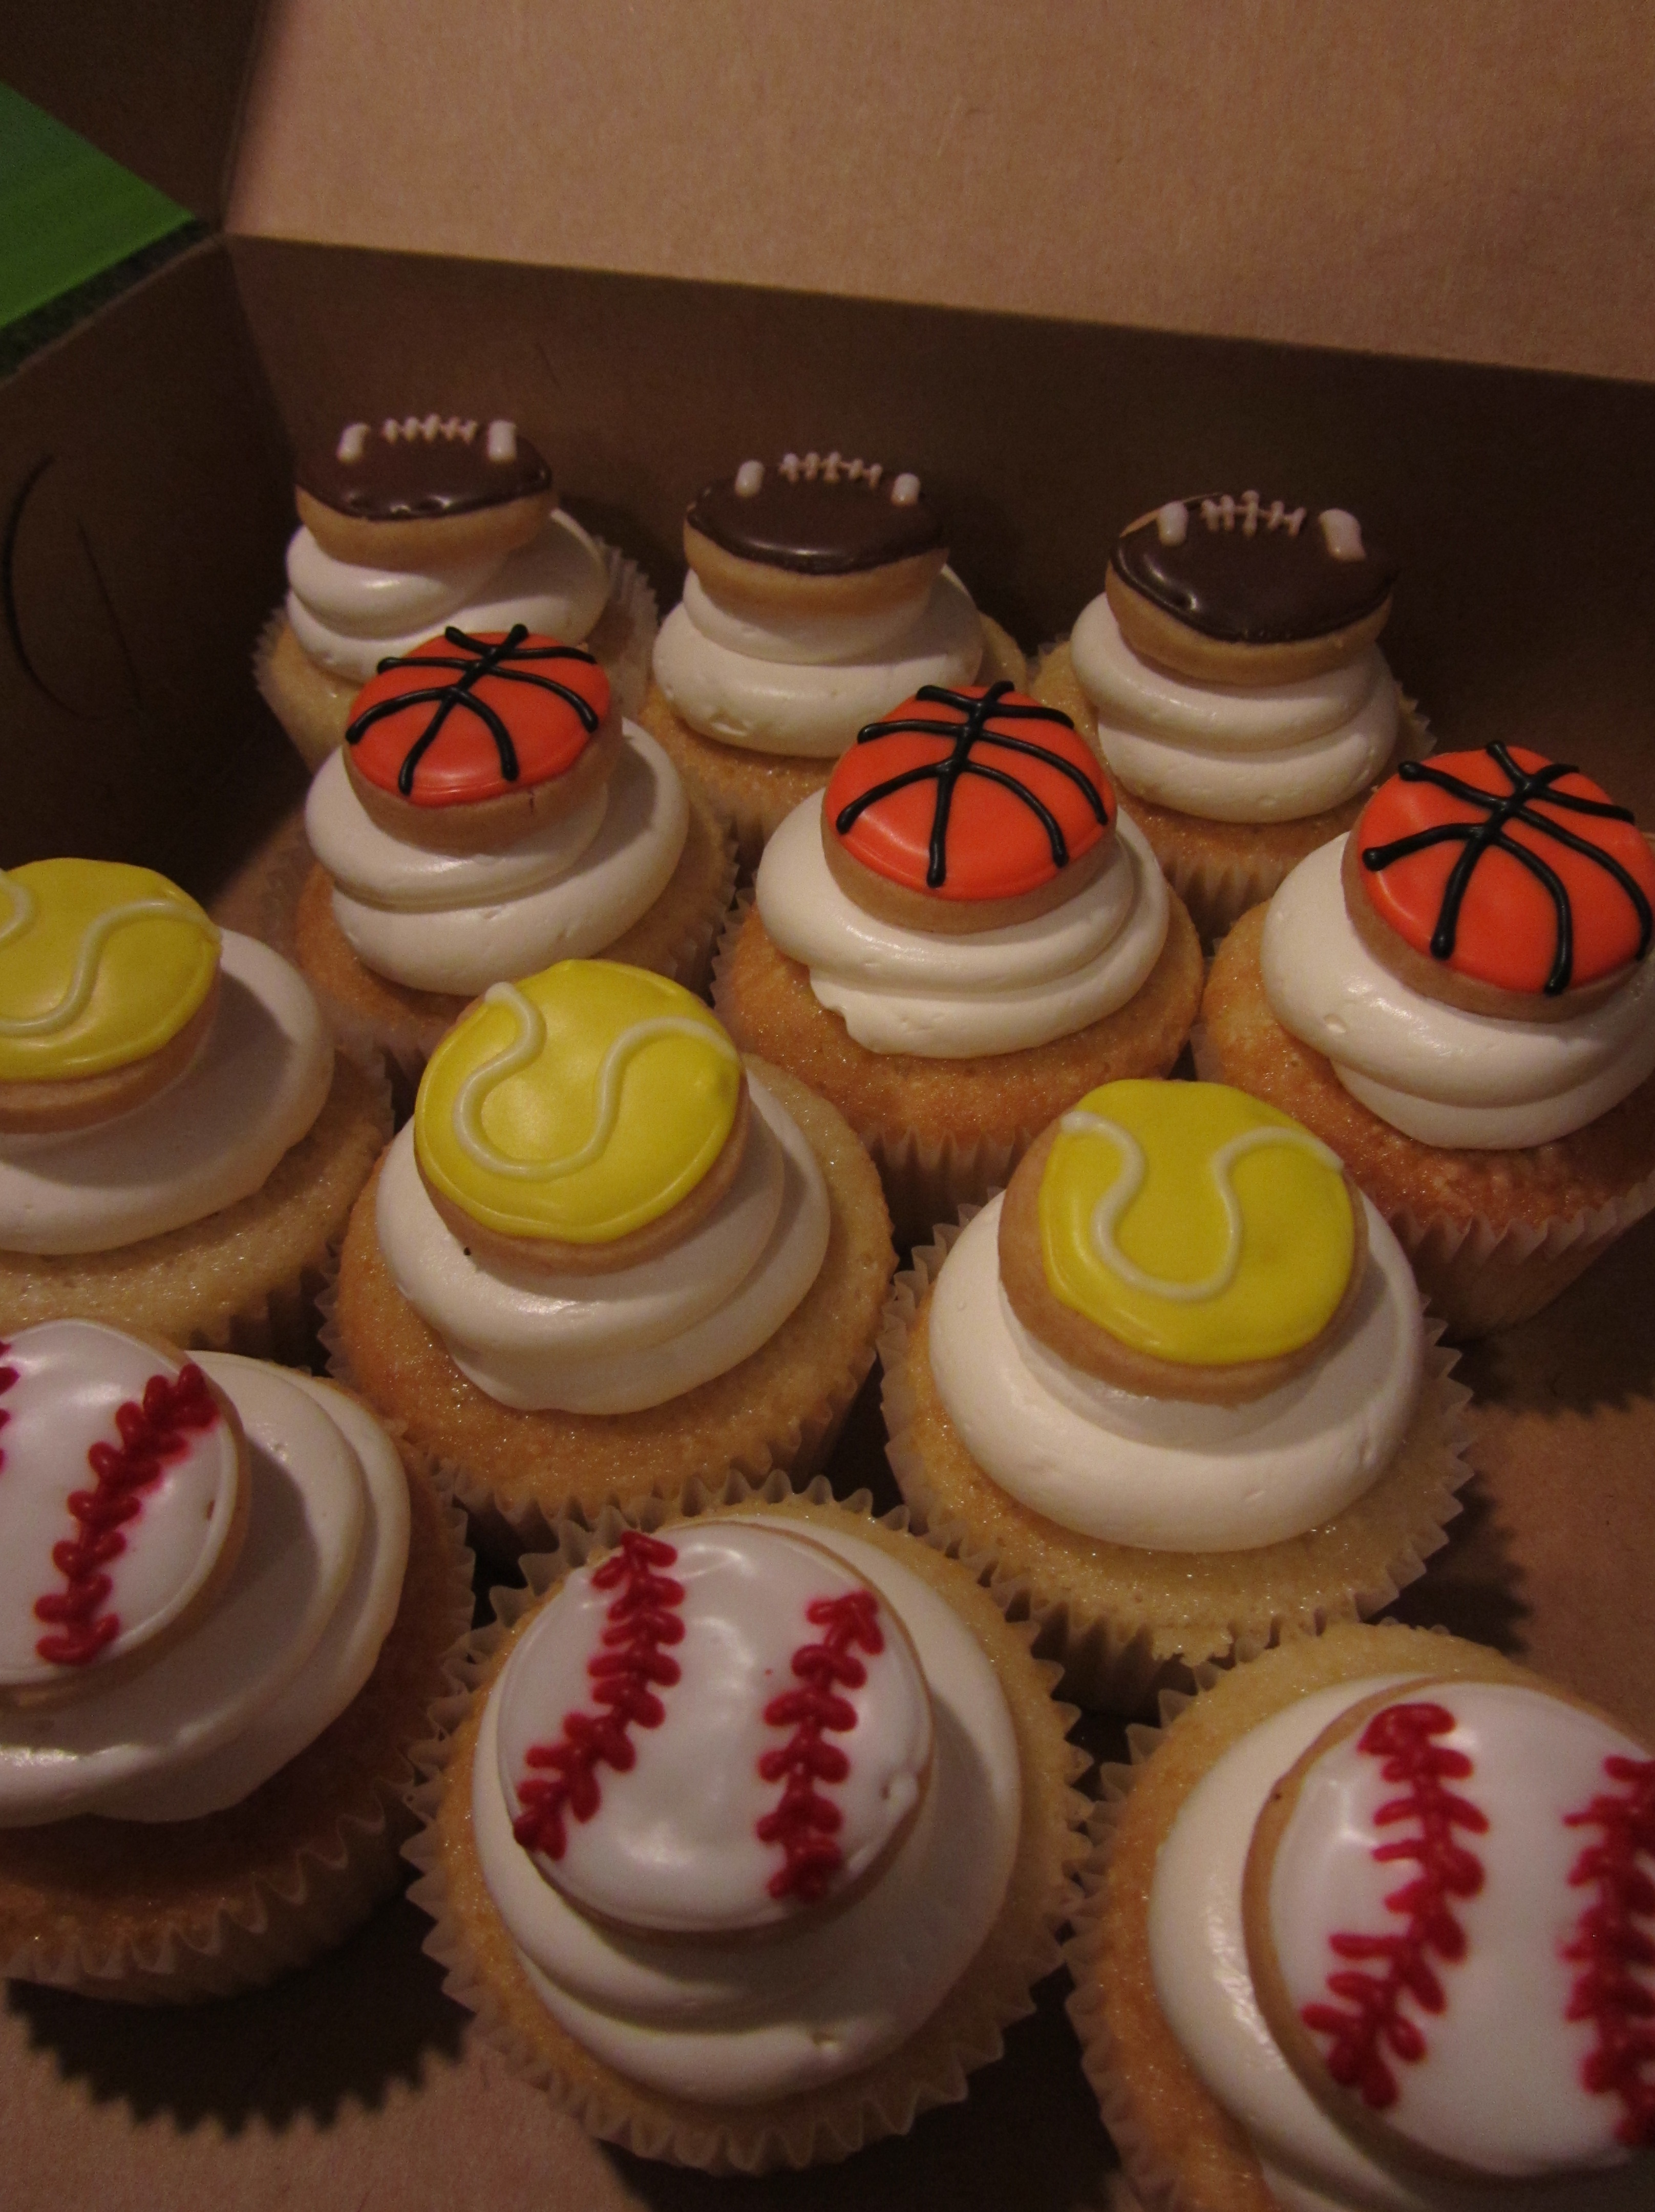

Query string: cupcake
293 621 734 1089
0 859 387 1355
406 1486 1088 2171
1036 491 1426 941
0 1320 472 2000
257 414 656 771
330 959 895 1549
1201 743 1655 1336
715 679 1204 1242
881 1079 1471 1710
640 450 1027 868
1068 1621 1655 2211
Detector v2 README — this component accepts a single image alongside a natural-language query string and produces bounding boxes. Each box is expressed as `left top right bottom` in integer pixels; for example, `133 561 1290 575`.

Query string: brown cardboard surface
0 0 268 223
0 238 305 893
227 0 1655 384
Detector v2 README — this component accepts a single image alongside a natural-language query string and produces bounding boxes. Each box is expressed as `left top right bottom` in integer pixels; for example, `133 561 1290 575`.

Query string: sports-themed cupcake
293 622 734 1087
641 451 1026 867
330 960 895 1549
715 680 1203 1242
0 860 387 1355
0 1321 471 1999
406 1488 1088 2171
881 1080 1470 1709
1202 743 1655 1334
1068 1622 1655 2212
1036 492 1426 941
257 414 656 770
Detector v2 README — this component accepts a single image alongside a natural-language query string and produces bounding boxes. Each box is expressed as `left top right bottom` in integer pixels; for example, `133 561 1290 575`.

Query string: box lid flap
222 0 1655 387
0 0 268 223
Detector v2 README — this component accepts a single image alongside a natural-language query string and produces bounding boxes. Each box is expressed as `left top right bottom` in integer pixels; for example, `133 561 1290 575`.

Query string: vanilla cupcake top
0 860 219 1083
414 960 744 1248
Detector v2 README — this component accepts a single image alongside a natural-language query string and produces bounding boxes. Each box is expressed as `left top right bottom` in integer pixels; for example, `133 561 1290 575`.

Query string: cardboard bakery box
3 6 1655 2206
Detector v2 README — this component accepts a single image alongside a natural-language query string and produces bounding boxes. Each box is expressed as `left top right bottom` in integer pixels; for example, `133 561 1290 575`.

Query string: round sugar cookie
683 451 947 621
1107 492 1397 686
999 1078 1365 1403
414 960 749 1272
295 414 556 571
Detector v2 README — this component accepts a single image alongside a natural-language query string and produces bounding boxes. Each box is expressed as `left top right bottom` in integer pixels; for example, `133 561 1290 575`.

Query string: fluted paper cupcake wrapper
400 1475 1090 2174
265 833 738 1118
878 1215 1475 1712
0 1448 475 2003
254 541 658 775
1191 1017 1655 1340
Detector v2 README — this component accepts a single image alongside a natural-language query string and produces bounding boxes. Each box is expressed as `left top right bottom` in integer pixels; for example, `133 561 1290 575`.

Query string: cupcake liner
401 1475 1090 2173
255 541 658 775
0 1052 392 1364
879 1217 1475 1712
0 1453 475 2003
323 1060 896 1558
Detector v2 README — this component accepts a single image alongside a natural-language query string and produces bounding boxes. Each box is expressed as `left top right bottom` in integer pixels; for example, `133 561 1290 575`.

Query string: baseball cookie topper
413 959 750 1272
343 625 621 854
1242 1678 1655 2183
0 859 222 1134
495 1522 934 1938
1107 490 1399 686
1348 742 1655 1016
998 1079 1365 1404
0 1321 248 1703
823 680 1116 932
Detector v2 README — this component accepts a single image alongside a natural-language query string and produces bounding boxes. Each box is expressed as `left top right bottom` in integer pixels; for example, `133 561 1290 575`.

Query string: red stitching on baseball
756 1588 883 1904
1300 1701 1488 2110
513 1532 685 1861
1563 1752 1655 2149
0 1341 15 1476
32 1362 220 1668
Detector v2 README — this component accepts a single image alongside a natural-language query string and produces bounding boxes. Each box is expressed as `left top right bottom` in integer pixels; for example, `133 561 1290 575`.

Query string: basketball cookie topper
344 625 621 855
1242 1677 1655 2183
1108 490 1398 686
1348 742 1655 1017
823 680 1115 933
494 1521 933 1939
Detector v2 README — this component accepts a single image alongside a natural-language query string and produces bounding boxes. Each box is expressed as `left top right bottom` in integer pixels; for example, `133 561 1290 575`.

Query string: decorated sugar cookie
0 860 221 1131
343 626 621 853
998 1079 1364 1402
823 681 1115 931
0 1321 246 1696
1107 491 1398 685
1348 742 1655 1016
295 414 556 571
685 450 944 599
496 1521 933 1937
1243 1678 1655 2180
414 959 747 1268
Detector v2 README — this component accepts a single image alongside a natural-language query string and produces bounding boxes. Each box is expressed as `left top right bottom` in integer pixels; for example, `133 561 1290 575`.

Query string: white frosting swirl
375 1075 830 1413
473 1514 1021 2103
1263 839 1655 1147
1071 595 1399 821
0 933 333 1256
286 507 611 684
1149 1676 1655 2212
316 725 690 996
652 568 984 758
926 1194 1424 1551
755 796 1171 1057
0 1358 407 1825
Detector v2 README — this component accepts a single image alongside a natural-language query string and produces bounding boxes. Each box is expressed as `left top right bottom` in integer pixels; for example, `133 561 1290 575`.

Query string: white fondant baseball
0 1321 244 1691
1255 1681 1655 2182
495 1522 933 1937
